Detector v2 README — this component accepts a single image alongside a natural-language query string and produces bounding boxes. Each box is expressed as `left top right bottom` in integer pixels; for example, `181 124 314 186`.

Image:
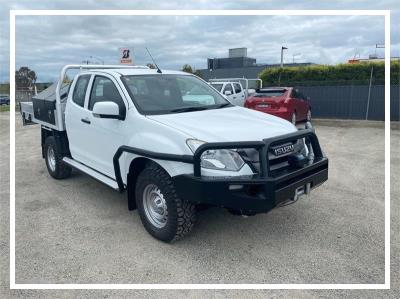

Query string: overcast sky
1 0 399 83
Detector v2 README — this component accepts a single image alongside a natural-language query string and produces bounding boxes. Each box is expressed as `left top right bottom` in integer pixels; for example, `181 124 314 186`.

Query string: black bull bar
113 128 328 213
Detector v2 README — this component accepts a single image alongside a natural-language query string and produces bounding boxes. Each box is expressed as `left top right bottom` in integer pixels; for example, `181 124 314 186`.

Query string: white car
210 81 246 106
21 65 328 242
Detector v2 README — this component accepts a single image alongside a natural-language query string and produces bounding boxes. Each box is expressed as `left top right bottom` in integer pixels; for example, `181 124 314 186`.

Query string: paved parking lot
0 112 399 298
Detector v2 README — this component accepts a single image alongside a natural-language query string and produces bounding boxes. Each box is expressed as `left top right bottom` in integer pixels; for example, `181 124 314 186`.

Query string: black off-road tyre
135 163 196 242
44 136 72 179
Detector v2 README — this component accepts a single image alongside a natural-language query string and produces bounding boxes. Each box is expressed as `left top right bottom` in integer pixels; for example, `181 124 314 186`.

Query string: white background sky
1 0 399 83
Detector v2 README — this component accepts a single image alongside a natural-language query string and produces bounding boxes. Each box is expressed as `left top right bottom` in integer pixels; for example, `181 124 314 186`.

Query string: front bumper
113 128 329 214
173 157 328 214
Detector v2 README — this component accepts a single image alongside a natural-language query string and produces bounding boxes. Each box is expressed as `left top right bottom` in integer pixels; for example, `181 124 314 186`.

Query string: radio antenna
146 47 162 73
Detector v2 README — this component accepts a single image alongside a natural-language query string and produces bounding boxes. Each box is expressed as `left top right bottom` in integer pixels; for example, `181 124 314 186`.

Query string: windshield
254 89 286 97
210 83 223 92
123 74 230 115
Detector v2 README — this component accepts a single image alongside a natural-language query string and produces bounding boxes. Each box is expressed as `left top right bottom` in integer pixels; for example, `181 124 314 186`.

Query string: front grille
239 138 309 175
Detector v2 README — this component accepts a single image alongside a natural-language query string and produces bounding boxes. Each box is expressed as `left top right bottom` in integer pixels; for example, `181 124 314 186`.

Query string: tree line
258 61 400 86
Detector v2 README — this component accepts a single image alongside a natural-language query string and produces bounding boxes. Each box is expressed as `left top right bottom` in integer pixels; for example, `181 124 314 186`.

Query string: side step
62 157 119 190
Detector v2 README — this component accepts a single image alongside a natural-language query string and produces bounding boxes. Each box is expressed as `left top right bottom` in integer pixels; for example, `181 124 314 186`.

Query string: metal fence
295 85 399 121
9 82 400 121
15 90 36 104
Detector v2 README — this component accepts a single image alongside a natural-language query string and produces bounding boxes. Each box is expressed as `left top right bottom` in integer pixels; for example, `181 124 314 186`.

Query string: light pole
279 46 288 86
280 46 288 68
292 53 301 64
366 44 385 120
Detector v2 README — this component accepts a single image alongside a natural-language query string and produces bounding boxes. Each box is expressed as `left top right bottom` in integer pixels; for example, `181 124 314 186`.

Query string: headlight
186 139 245 171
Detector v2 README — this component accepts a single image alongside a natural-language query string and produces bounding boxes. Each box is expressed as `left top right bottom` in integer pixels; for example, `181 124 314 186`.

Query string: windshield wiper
169 106 209 113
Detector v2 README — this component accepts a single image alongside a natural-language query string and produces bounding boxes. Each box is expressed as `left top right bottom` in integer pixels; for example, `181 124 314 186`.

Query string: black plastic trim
113 128 327 207
113 146 194 192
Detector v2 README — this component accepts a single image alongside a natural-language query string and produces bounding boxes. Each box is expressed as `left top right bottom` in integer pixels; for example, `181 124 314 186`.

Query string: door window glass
223 84 233 94
72 75 90 107
89 76 125 114
233 83 242 94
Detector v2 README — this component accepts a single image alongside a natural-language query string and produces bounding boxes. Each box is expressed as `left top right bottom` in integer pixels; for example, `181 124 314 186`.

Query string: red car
244 87 311 125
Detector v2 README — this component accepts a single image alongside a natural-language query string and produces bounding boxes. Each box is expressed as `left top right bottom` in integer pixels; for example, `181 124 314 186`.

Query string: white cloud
0 0 399 82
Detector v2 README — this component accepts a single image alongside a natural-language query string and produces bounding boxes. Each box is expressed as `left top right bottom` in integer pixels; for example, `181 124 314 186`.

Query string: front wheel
135 163 196 242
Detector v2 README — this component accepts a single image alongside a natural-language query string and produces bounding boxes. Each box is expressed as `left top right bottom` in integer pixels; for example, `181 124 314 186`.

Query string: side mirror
92 101 122 120
224 90 232 96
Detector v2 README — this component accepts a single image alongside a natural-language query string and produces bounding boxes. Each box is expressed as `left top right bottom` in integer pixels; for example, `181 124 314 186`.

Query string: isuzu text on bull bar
20 65 328 242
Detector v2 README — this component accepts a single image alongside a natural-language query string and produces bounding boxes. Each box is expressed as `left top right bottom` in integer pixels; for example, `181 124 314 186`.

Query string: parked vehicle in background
0 95 10 105
209 78 263 107
244 87 311 125
210 81 246 106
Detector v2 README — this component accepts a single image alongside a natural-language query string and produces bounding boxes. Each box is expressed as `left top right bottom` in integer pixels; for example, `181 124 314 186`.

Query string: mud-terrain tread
135 162 196 242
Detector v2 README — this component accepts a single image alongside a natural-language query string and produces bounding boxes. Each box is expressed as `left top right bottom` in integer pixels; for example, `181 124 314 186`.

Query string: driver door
66 74 128 178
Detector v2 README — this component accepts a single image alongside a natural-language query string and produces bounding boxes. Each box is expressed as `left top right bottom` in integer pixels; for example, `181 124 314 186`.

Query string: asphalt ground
0 112 399 298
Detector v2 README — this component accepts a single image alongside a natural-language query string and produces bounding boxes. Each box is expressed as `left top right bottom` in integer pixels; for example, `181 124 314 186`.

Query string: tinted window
233 83 242 94
89 76 125 114
254 89 286 97
291 89 301 98
72 75 90 107
123 74 229 115
211 83 223 92
223 84 233 94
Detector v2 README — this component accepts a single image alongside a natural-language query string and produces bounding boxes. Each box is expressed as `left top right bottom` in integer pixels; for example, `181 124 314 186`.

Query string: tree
146 63 156 69
63 75 72 84
181 64 203 78
193 69 203 79
15 66 37 90
181 64 193 73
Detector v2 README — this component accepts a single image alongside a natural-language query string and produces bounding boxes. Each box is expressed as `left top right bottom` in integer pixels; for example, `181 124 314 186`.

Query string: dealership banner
119 47 133 65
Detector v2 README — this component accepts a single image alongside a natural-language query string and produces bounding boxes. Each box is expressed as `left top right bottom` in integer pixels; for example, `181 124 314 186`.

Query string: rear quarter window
72 75 90 107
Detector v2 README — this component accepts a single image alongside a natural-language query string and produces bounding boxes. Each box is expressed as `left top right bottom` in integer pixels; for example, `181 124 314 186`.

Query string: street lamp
279 46 288 86
292 53 301 64
280 46 288 68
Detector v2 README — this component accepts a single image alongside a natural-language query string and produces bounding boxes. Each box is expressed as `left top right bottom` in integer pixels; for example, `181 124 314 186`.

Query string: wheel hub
142 184 168 228
47 146 56 172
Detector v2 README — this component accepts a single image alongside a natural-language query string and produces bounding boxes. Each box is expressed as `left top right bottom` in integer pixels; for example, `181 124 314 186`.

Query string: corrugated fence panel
296 85 399 121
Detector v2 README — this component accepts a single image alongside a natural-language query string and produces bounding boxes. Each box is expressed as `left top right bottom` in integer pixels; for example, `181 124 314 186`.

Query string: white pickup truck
20 65 328 242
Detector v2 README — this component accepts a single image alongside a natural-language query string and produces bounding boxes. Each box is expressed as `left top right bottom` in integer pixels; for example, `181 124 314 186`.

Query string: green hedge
258 61 400 86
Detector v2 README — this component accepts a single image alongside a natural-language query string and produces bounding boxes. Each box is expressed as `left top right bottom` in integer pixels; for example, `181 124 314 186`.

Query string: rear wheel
291 112 297 125
44 136 72 179
135 163 196 242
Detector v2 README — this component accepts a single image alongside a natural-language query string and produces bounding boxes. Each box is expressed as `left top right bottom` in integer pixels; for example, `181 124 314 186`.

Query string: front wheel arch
127 157 166 211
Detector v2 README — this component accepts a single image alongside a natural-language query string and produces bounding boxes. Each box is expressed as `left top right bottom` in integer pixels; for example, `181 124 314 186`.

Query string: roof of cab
83 68 190 77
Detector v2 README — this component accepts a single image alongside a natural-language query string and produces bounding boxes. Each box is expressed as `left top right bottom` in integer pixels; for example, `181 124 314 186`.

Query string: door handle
81 118 91 124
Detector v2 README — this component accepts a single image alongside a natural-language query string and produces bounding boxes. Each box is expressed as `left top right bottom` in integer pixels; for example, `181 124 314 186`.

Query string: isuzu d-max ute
20 65 328 242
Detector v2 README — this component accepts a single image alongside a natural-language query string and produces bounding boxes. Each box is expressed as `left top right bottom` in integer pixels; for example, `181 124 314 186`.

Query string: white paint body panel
64 67 297 186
